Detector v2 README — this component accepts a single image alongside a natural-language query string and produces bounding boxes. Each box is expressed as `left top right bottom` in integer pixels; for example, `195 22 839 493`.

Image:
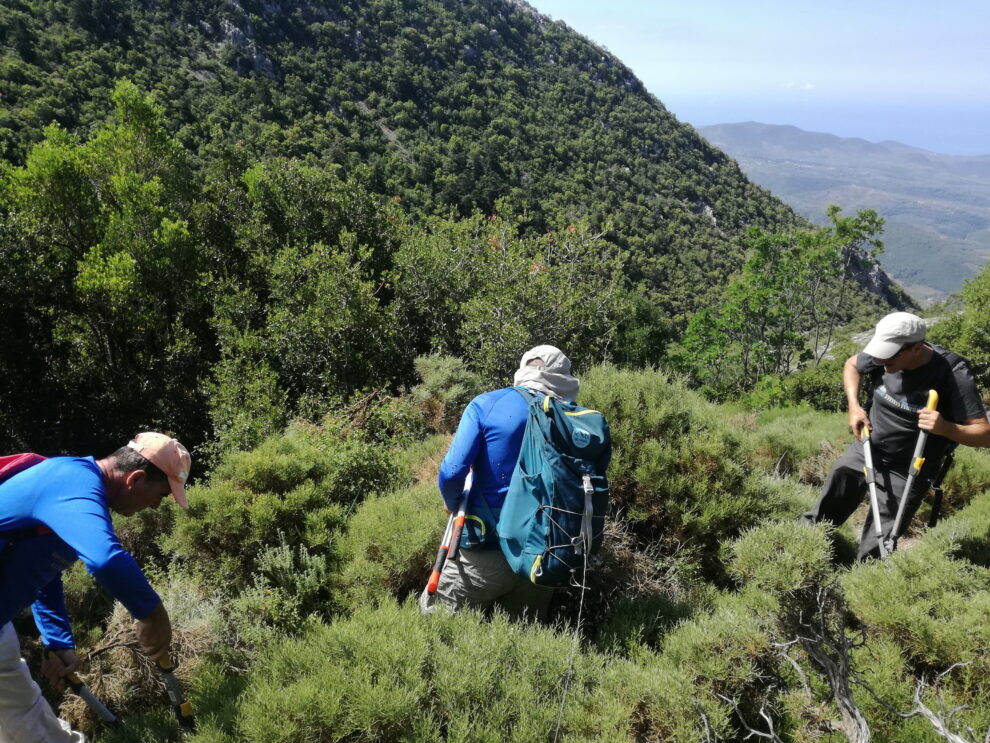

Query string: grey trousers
0 622 85 743
799 441 932 560
419 548 554 621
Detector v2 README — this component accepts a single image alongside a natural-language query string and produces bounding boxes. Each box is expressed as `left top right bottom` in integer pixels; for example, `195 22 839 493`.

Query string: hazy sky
526 0 990 155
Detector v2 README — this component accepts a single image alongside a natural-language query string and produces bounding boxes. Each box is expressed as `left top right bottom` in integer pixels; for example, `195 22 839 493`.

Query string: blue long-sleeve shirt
0 457 161 647
438 387 532 513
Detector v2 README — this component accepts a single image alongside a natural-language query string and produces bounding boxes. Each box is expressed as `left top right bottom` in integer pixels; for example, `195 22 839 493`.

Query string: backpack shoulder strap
0 454 49 544
931 344 970 373
0 453 46 484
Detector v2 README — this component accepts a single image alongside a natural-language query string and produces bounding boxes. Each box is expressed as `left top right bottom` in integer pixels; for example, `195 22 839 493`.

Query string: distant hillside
698 122 990 303
0 0 858 319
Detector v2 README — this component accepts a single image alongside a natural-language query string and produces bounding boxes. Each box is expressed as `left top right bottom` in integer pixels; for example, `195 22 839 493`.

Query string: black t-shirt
858 344 987 470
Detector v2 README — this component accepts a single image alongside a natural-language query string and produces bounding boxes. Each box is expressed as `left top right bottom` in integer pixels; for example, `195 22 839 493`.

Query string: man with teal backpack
420 346 610 619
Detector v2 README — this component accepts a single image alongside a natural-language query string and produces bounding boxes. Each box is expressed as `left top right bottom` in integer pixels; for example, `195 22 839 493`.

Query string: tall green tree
0 80 209 452
392 211 627 383
675 207 884 397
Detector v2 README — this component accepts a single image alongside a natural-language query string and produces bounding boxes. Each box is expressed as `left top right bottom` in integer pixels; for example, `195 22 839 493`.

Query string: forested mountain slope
2 0 806 315
0 0 908 457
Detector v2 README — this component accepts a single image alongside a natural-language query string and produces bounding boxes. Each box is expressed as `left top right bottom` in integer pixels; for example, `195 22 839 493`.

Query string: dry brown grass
799 439 840 487
59 576 224 734
411 436 450 485
552 513 692 636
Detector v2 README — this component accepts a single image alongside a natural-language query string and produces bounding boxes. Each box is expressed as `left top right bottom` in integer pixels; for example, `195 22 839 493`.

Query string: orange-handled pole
426 512 456 594
425 472 472 595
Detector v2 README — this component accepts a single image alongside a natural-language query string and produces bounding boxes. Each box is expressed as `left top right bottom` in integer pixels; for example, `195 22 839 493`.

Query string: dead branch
716 694 786 742
852 662 987 743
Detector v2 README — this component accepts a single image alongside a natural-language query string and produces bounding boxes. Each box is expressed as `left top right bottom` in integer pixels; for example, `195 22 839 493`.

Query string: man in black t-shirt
800 312 990 559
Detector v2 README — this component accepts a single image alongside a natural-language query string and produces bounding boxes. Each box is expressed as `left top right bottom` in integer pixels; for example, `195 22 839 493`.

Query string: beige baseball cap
127 432 192 509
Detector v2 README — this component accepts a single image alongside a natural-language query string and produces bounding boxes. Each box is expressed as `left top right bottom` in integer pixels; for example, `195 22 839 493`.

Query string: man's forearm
935 420 990 448
843 355 863 410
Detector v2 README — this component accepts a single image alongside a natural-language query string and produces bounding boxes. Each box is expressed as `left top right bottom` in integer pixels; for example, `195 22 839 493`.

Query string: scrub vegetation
31 360 990 743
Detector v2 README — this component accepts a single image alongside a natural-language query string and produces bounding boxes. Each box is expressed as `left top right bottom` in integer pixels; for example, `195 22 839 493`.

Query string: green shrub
783 350 855 412
933 445 990 519
652 592 781 741
729 521 835 599
410 354 486 434
59 561 115 647
579 365 785 581
167 423 397 592
941 487 990 565
733 405 849 483
212 421 398 503
843 538 990 678
362 392 430 446
232 603 666 743
111 499 179 569
595 593 697 658
337 483 443 608
228 535 339 637
851 636 980 743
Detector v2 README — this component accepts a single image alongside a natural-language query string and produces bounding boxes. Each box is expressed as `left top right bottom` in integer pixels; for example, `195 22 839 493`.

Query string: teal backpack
498 388 611 587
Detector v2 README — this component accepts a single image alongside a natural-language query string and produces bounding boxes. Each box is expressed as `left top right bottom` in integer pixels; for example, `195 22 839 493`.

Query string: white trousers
0 622 85 743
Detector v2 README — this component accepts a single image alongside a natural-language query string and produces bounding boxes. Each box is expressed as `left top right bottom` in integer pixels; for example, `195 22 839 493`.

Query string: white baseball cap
862 312 927 360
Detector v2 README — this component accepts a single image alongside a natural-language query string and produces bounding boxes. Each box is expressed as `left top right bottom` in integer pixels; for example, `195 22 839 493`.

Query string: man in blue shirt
0 432 191 742
420 346 579 619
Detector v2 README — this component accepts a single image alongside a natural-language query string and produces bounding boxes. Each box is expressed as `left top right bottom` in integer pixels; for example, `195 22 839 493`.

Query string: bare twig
716 694 786 742
852 663 984 743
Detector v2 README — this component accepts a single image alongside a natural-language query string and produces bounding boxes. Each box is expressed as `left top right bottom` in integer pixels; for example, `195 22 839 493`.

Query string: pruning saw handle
156 656 196 732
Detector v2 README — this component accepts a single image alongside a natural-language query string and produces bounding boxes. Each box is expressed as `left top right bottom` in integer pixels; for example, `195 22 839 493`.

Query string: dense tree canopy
0 0 810 321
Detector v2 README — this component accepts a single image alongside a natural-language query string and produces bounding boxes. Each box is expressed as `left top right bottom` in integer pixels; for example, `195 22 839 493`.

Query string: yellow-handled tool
885 389 938 554
157 655 195 733
861 424 889 558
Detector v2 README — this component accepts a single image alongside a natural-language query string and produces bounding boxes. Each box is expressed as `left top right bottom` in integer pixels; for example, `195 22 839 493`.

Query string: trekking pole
861 424 889 559
426 472 472 595
156 656 195 733
885 390 938 555
45 650 122 728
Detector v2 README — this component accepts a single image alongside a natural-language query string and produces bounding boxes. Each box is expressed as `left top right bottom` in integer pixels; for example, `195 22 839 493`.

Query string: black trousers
799 441 932 560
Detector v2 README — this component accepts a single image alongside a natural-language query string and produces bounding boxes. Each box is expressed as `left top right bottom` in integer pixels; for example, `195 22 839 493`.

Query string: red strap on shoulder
0 453 47 485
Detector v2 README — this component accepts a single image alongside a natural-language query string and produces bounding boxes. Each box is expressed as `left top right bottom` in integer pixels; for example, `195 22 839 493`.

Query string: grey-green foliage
410 354 486 434
167 422 398 595
230 602 659 743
